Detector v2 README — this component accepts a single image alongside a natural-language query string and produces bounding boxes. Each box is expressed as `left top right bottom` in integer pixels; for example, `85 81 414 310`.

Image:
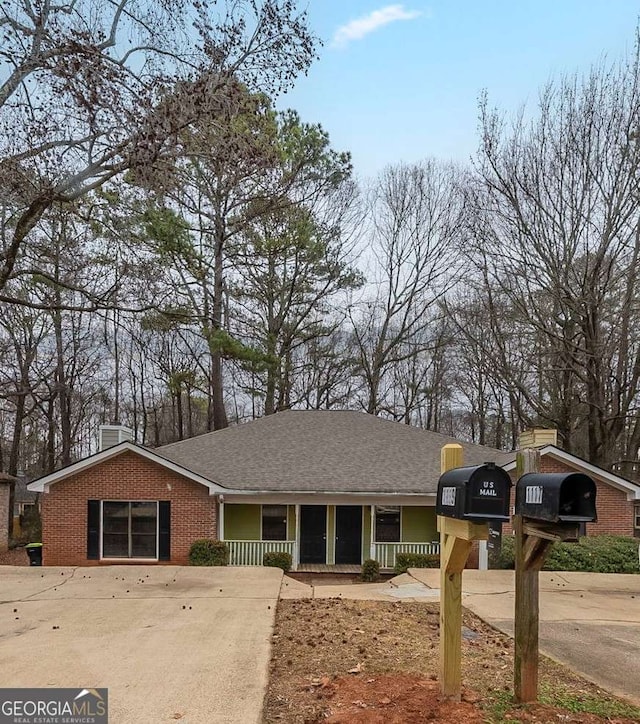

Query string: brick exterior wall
0 481 9 553
41 451 217 566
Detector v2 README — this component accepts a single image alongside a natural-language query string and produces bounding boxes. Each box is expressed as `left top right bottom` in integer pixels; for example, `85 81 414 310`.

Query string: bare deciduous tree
350 160 465 416
469 46 640 464
0 0 316 303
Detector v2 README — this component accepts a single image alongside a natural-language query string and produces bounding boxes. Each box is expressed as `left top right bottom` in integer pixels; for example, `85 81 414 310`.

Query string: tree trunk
209 225 228 429
52 302 72 467
0 196 51 292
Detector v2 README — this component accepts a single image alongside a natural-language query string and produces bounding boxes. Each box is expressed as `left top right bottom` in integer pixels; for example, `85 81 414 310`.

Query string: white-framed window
375 505 401 543
102 501 158 559
262 505 288 541
634 503 640 539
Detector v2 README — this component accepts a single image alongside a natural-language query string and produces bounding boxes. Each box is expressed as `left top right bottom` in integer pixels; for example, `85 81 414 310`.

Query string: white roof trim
27 442 228 495
222 492 436 506
502 445 640 501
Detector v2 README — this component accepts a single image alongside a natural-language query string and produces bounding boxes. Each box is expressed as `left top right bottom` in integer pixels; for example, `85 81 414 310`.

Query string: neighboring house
0 472 15 552
11 477 40 539
27 411 640 569
14 477 39 517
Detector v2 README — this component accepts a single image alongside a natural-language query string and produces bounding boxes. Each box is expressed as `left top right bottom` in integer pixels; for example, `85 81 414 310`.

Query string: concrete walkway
281 569 640 705
280 572 439 601
1 565 283 723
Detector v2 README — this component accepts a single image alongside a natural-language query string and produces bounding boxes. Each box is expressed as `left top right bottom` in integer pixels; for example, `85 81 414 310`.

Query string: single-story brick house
27 411 640 569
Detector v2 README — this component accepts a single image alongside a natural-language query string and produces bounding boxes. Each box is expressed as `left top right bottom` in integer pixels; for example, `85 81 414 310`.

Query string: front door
300 506 327 564
335 506 362 564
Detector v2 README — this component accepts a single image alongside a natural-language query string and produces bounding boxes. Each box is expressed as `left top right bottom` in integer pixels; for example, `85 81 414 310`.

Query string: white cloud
332 5 422 48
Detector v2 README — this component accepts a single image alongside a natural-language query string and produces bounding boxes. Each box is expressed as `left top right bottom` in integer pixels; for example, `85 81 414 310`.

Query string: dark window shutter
158 501 171 560
87 500 100 560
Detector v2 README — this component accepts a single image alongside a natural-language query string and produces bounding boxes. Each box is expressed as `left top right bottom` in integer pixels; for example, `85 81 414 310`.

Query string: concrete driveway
0 565 283 723
409 569 640 705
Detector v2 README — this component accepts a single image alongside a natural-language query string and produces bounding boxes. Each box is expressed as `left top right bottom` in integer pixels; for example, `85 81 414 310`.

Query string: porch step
296 564 361 574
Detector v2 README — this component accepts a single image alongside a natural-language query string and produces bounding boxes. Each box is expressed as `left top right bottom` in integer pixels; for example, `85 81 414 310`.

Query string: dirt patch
264 599 640 723
310 674 484 723
0 547 28 565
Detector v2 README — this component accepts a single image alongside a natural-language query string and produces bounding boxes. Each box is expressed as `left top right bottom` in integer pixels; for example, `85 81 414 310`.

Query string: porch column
293 504 300 571
369 505 376 560
218 496 225 540
478 540 488 570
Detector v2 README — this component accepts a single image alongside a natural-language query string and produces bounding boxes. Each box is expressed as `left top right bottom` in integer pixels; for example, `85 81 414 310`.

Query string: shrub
394 552 440 574
495 535 515 569
544 535 639 574
263 551 292 572
12 506 42 547
492 534 639 574
361 558 380 582
188 539 229 566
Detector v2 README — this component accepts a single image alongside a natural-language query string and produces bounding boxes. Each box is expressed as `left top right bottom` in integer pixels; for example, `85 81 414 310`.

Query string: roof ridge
157 409 507 455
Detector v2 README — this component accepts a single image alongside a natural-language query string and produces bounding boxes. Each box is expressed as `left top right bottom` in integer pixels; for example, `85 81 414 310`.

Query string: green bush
361 558 380 582
188 539 229 566
394 552 440 574
263 551 292 572
12 506 42 547
492 535 639 574
545 535 640 573
495 535 515 569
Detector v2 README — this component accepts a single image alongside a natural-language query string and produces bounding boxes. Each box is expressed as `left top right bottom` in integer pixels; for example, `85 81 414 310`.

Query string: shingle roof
155 410 512 494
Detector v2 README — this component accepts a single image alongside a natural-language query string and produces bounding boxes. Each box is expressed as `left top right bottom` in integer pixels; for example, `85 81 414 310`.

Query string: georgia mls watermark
0 689 108 724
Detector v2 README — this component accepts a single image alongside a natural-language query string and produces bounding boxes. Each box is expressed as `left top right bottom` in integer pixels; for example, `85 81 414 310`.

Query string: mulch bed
264 598 640 723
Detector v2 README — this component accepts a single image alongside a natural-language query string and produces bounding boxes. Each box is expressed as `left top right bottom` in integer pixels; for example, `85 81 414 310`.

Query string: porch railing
373 541 440 569
226 539 296 567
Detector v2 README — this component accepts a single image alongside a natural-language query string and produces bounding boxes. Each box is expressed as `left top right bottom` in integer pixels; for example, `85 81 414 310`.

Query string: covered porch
219 500 440 571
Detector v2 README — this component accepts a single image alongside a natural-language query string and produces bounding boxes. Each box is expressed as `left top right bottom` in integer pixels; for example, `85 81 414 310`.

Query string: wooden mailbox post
437 445 512 699
514 449 598 702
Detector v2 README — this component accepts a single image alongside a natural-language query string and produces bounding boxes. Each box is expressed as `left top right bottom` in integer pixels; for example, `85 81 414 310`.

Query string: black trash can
25 542 43 566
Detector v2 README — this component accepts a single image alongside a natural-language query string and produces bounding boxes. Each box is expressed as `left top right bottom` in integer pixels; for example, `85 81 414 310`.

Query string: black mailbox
436 463 512 522
515 473 597 524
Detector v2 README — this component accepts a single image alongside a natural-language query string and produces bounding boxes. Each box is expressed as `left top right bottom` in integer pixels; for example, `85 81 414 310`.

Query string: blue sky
279 1 639 178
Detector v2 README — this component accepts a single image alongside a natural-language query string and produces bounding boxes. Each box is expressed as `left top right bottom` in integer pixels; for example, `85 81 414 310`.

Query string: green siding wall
363 506 371 561
287 505 296 540
225 504 261 540
327 505 335 564
223 503 436 546
402 506 437 542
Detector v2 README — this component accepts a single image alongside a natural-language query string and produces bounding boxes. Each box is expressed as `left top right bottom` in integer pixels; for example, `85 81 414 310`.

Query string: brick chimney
99 425 134 451
517 428 558 450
